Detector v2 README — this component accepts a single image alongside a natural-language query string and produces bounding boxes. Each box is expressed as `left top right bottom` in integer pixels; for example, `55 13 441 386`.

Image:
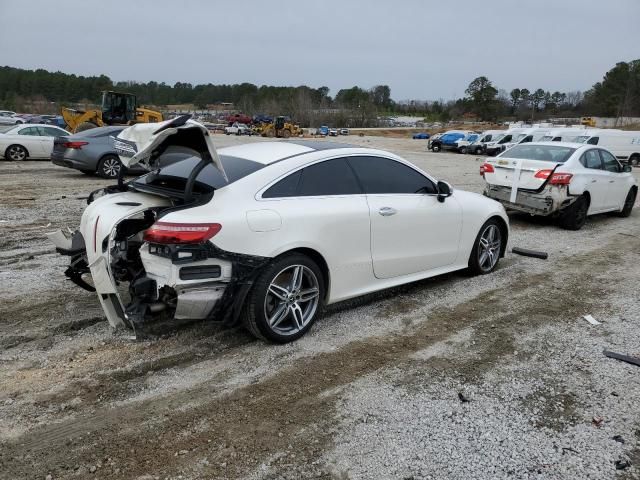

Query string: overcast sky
1 0 638 101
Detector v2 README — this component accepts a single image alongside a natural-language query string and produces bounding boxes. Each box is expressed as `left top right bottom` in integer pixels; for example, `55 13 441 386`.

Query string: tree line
454 59 640 122
0 59 638 125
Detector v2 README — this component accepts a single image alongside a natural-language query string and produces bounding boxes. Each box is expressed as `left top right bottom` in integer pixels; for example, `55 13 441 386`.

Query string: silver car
51 126 137 178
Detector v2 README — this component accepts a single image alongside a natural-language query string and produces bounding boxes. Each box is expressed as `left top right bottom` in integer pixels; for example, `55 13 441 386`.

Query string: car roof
218 140 362 165
513 141 588 148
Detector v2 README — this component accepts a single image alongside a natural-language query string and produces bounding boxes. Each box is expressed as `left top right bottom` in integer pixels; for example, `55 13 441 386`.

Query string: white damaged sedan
49 116 509 342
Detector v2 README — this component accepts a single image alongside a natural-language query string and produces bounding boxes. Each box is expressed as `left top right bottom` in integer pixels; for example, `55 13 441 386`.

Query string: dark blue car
412 132 430 139
430 132 466 152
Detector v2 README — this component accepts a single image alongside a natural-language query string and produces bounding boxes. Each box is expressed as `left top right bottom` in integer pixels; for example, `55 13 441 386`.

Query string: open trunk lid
114 115 227 181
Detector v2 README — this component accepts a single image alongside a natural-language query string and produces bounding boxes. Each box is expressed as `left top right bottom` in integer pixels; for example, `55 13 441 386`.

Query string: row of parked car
427 126 640 166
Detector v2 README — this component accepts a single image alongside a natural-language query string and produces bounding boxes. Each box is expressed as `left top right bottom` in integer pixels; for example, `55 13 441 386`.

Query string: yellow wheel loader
62 91 163 133
260 116 303 138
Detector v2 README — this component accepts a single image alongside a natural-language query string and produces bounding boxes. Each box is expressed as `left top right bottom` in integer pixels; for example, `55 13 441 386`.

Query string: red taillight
63 141 89 149
534 169 553 179
534 169 573 185
143 222 221 244
549 172 573 185
480 163 495 176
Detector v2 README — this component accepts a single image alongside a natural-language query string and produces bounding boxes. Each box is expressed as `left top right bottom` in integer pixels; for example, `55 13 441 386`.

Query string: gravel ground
0 134 639 480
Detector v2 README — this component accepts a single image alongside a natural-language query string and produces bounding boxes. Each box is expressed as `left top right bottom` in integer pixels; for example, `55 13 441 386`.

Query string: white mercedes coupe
49 117 509 343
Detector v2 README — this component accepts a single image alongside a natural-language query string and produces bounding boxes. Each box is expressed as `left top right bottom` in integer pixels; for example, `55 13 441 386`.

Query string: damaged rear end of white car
48 116 267 337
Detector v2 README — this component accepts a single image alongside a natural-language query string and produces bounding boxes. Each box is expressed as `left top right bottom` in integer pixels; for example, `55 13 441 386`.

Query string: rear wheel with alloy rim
468 219 503 274
617 188 637 217
243 253 324 343
5 144 27 161
97 154 123 179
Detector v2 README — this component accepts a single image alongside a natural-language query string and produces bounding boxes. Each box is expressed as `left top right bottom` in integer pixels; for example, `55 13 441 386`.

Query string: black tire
76 122 97 132
617 188 637 217
80 169 95 175
475 147 484 155
432 143 441 152
242 253 325 343
459 146 468 154
629 155 640 167
560 195 589 230
4 144 28 161
468 218 503 275
97 154 123 179
282 129 292 139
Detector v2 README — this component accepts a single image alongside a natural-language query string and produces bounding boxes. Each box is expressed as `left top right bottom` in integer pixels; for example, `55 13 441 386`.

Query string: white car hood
114 115 227 180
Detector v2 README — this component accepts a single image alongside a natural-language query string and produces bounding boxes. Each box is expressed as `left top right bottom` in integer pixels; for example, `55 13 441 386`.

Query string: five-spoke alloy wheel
469 219 503 274
243 253 324 343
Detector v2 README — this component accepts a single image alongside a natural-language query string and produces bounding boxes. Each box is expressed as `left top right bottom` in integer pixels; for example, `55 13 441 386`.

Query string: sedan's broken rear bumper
484 184 574 216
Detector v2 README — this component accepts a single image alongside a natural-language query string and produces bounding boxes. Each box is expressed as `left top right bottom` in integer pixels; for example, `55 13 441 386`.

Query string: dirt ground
1 135 639 480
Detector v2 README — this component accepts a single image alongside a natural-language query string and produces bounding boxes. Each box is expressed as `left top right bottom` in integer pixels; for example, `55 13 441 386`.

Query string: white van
484 128 529 156
458 129 505 154
571 130 640 165
538 128 589 142
505 127 556 149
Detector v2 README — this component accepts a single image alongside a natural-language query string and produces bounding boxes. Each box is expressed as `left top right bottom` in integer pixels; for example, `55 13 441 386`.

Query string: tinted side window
599 149 621 172
587 137 599 145
580 150 602 169
263 170 302 198
298 158 361 196
347 156 436 194
44 127 65 137
18 127 37 136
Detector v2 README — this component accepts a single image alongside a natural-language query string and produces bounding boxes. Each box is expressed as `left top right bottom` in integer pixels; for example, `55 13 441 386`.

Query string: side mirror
437 180 452 203
623 164 632 173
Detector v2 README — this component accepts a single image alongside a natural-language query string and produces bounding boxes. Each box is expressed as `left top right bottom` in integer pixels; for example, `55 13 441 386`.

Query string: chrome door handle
609 180 615 183
378 207 397 216
591 179 597 183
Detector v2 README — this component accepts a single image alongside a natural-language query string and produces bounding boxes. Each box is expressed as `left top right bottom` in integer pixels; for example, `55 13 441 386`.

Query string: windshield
540 135 553 141
500 144 576 163
512 134 527 143
491 133 505 143
132 154 264 195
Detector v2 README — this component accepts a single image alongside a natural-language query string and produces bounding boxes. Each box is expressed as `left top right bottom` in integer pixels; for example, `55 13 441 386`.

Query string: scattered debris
612 435 625 444
583 314 601 326
615 459 631 470
592 416 604 427
512 247 548 259
604 350 640 367
457 392 470 403
562 447 579 455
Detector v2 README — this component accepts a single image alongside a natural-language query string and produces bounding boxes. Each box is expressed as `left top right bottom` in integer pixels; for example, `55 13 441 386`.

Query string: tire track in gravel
1 239 631 480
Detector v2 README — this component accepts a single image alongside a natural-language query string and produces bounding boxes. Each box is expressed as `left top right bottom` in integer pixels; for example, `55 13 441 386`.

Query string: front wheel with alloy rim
459 146 468 154
629 155 639 167
243 253 324 343
560 195 588 230
468 219 503 275
5 144 28 161
432 143 441 152
97 155 123 179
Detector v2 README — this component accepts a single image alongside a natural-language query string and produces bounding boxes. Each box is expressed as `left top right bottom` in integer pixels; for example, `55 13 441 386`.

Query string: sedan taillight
480 163 494 176
534 169 573 185
63 141 89 149
143 222 221 244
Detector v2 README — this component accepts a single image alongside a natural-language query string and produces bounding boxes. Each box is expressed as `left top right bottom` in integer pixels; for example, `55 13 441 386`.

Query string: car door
347 156 462 279
599 149 629 209
578 148 609 213
260 157 372 301
16 126 49 158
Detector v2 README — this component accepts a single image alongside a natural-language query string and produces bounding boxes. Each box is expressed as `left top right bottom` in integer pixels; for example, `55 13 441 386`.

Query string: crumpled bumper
484 184 574 216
